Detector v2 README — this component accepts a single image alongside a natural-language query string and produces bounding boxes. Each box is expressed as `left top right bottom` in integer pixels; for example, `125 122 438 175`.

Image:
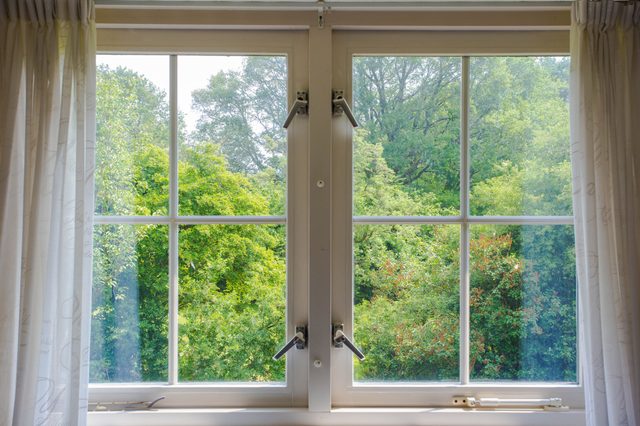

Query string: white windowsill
88 407 585 426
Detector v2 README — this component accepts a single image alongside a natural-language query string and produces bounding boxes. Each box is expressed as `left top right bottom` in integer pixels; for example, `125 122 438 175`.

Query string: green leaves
91 55 576 385
469 226 577 381
176 223 286 381
354 57 461 212
191 56 287 175
469 57 572 216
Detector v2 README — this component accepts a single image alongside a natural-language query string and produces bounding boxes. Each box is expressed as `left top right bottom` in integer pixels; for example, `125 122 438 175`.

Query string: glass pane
354 225 460 381
178 56 287 216
178 224 286 382
95 55 170 216
470 225 577 382
470 57 572 216
90 224 169 382
353 57 461 216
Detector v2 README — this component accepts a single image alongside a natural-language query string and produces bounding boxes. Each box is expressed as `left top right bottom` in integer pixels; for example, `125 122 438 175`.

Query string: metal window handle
273 325 307 360
333 323 365 360
332 91 359 128
283 91 308 129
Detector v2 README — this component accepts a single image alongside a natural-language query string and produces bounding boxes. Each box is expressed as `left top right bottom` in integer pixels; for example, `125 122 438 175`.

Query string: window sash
92 30 310 408
330 30 582 408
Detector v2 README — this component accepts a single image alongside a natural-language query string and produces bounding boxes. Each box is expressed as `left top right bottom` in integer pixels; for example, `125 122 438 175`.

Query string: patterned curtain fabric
570 1 640 425
0 1 95 425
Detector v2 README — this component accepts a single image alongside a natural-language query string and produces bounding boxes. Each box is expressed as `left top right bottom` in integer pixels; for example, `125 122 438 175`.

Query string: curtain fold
0 1 95 425
571 1 640 425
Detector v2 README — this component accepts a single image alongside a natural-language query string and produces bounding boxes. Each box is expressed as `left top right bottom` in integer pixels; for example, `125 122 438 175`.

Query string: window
330 31 581 408
93 54 171 383
91 31 310 407
93 53 290 383
348 56 577 383
90 19 583 425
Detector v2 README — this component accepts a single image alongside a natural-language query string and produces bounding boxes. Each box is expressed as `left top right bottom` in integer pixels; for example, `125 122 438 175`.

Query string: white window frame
330 30 583 409
89 7 587 425
91 29 310 408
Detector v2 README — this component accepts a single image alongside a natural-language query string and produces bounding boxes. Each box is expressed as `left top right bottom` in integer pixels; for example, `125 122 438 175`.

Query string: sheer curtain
571 1 640 425
0 1 95 425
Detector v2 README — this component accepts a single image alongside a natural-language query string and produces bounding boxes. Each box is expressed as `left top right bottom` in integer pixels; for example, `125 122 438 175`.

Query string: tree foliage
91 55 576 384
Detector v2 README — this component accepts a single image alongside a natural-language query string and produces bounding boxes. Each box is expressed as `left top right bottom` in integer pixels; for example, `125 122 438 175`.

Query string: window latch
273 325 307 360
454 396 568 411
332 323 365 360
332 90 359 128
283 91 308 129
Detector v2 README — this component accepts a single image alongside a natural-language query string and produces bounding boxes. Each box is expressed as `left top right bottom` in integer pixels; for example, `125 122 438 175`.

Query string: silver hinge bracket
332 323 344 348
294 325 307 350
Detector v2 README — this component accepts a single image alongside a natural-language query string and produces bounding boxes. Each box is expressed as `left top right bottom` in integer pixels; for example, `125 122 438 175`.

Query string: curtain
571 1 640 425
0 1 95 425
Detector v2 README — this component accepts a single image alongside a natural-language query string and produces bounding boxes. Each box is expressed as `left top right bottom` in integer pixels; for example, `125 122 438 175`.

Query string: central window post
308 25 333 412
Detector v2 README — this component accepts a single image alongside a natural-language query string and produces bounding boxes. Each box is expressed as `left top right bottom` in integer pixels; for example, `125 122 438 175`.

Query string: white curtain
0 1 95 425
571 1 640 425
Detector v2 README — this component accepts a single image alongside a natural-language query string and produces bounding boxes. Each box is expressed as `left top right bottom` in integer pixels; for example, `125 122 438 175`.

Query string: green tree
177 143 286 381
352 56 575 382
92 62 288 383
353 57 461 210
191 56 287 175
92 65 170 381
91 54 576 385
94 64 169 216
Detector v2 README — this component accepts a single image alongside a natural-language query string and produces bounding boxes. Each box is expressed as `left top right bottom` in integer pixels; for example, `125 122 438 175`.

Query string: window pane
178 224 286 382
95 55 170 216
353 57 461 216
90 224 169 382
470 225 577 382
178 56 287 216
354 225 460 381
470 57 572 216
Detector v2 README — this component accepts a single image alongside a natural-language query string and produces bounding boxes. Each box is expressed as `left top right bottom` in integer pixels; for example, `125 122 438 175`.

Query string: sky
97 54 245 134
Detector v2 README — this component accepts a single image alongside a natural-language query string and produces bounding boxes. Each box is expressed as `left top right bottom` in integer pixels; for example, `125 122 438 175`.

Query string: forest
90 55 577 384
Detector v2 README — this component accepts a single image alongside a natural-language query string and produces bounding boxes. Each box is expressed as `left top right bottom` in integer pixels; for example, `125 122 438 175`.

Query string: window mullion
168 54 179 386
308 25 333 412
460 56 471 386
